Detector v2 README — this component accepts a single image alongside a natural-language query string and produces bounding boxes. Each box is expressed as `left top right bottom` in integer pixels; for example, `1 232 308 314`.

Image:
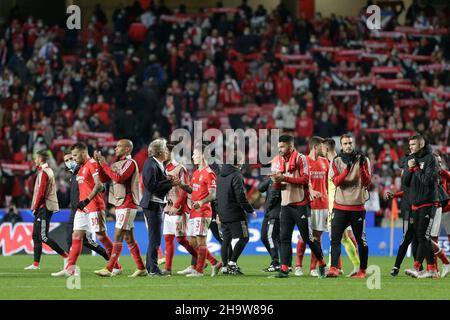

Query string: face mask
65 160 77 172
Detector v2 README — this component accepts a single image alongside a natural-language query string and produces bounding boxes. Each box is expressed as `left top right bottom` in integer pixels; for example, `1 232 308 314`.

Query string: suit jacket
140 157 173 210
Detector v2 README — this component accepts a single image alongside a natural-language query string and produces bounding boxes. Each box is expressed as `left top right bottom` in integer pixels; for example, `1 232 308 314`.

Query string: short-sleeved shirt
190 166 217 218
77 158 105 212
308 156 329 210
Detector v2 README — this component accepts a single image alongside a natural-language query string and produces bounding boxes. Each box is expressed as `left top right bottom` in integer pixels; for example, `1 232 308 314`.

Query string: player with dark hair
296 136 329 277
327 134 371 278
52 143 120 277
401 135 440 278
323 138 360 276
63 149 109 261
24 150 69 270
271 135 327 278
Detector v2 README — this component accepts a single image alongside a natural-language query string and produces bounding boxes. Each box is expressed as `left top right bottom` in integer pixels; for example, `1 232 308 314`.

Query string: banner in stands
1 211 448 257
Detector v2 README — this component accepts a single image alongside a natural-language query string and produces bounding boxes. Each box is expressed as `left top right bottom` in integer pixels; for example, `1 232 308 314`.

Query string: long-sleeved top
140 157 172 209
257 178 281 219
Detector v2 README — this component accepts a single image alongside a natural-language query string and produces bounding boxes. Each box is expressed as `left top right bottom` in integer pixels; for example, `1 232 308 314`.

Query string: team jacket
257 178 281 219
31 163 59 212
403 144 439 210
217 164 254 223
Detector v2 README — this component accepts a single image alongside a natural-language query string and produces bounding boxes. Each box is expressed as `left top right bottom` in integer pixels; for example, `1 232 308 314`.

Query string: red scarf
273 150 298 173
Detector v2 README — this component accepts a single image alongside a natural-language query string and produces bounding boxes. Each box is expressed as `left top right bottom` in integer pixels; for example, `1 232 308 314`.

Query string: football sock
164 235 175 271
128 241 145 270
295 239 306 267
107 242 123 272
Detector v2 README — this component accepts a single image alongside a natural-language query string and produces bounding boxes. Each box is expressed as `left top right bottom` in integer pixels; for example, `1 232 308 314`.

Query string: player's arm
281 155 309 185
172 169 189 212
100 160 135 184
180 183 193 194
413 156 438 187
198 188 216 206
330 158 350 187
232 175 254 214
32 171 48 212
360 157 371 187
78 167 104 209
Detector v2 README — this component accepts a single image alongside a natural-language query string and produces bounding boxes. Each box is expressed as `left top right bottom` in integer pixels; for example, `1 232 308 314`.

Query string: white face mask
65 160 77 172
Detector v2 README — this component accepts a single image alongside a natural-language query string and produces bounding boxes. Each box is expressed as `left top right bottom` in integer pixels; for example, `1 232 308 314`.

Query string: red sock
98 234 121 269
206 249 217 265
310 253 317 270
295 239 306 267
106 242 123 272
33 261 39 267
195 245 207 273
67 238 82 269
281 264 289 272
128 241 145 270
164 235 175 271
427 264 436 272
338 257 342 270
413 261 421 271
318 259 326 267
61 252 69 258
436 249 449 265
177 236 198 259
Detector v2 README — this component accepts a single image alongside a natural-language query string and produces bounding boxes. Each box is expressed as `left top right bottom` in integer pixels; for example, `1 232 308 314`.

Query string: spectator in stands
0 203 22 225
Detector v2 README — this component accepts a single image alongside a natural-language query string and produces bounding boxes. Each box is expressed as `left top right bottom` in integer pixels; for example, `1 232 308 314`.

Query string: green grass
0 255 448 300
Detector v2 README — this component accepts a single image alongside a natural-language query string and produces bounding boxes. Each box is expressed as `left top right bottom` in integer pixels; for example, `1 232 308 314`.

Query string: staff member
327 134 371 278
63 150 109 261
24 150 69 270
258 177 281 272
141 138 178 276
217 154 256 275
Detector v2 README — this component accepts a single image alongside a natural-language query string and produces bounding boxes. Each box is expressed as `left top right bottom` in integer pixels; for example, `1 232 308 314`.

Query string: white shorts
115 208 137 230
73 210 106 233
442 211 450 235
431 207 442 237
311 209 328 232
188 217 211 237
163 213 187 236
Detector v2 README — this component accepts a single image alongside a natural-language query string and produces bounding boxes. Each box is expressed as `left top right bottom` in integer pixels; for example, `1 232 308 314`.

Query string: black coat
217 164 254 223
69 167 80 210
257 178 281 220
403 144 439 206
140 157 173 210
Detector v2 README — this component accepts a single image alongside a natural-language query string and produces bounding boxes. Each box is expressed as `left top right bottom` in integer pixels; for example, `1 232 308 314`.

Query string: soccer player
52 143 119 277
437 154 450 277
63 150 109 261
24 150 69 270
272 135 328 278
402 135 439 278
93 139 147 277
295 136 329 277
323 138 360 277
162 146 199 275
178 144 223 277
327 134 370 278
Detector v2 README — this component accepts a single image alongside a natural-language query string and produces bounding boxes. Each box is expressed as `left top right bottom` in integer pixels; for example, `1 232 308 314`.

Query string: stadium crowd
0 0 449 226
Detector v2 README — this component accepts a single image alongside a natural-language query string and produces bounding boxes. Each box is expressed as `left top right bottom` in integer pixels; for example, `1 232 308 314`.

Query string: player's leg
442 211 450 277
26 211 43 269
413 207 436 276
163 213 176 273
430 207 447 271
310 229 322 275
277 206 296 277
348 210 369 278
93 210 122 271
342 228 359 274
175 213 198 261
270 218 281 268
295 238 306 270
52 210 87 276
392 211 414 275
328 209 348 276
294 206 327 277
40 209 69 259
82 232 109 260
66 209 76 252
260 215 271 265
123 229 147 277
220 222 232 268
228 221 249 274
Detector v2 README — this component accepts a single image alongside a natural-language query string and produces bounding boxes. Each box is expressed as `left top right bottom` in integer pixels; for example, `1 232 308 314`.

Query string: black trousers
330 208 369 270
280 205 323 267
412 206 436 265
394 209 418 268
33 208 66 262
261 216 280 266
144 202 164 273
66 209 109 260
220 220 249 264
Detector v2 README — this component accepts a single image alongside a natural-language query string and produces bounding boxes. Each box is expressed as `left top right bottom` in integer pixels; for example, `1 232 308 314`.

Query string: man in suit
140 138 179 276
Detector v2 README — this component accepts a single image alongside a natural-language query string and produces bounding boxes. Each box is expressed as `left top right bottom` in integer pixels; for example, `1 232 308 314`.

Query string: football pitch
0 255 448 300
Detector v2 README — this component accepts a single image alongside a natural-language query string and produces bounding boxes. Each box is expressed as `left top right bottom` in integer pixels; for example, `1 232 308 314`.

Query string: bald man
93 140 147 277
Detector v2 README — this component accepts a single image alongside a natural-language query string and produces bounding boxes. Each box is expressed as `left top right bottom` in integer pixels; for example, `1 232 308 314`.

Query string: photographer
1 203 23 225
